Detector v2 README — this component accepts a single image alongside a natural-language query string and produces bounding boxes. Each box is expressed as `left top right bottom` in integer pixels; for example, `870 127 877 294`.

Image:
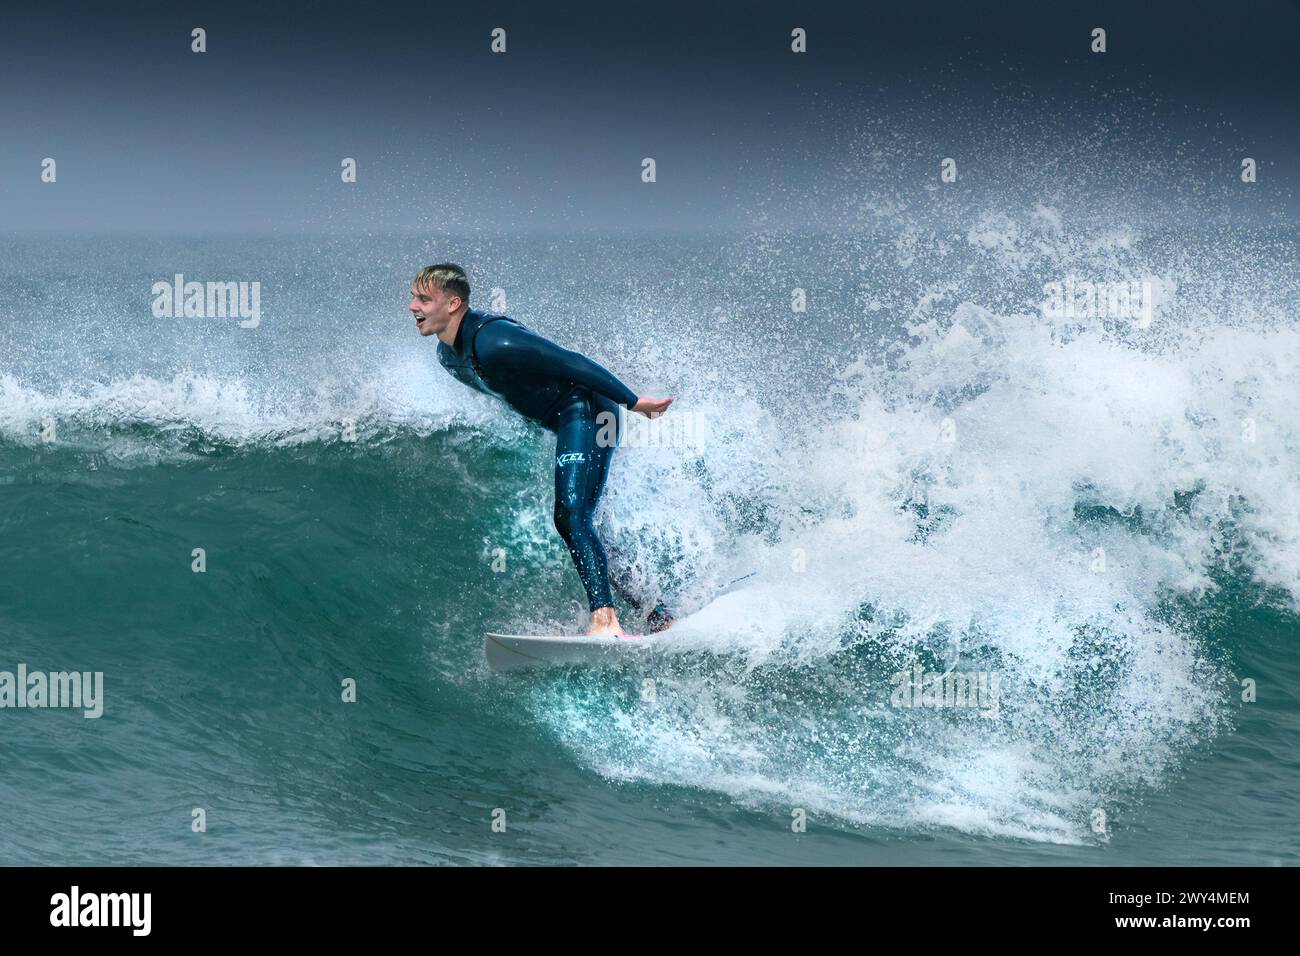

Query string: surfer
410 263 675 637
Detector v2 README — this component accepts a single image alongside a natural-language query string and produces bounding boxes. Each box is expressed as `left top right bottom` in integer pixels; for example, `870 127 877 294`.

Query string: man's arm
478 322 640 408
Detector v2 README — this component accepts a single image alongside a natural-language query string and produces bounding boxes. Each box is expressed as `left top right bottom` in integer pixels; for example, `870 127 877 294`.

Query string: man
410 263 675 637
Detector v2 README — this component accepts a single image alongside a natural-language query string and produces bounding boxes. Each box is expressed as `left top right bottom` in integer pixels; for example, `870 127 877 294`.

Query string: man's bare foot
587 606 625 636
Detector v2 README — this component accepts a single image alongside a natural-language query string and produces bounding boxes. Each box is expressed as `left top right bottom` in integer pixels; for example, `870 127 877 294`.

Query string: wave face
1 219 1297 865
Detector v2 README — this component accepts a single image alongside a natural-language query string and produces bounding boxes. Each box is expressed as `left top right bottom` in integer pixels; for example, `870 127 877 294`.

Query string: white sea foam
538 233 1299 843
0 353 513 451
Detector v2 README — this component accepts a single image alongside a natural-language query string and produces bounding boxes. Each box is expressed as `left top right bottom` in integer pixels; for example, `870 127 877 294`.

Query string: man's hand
632 396 674 419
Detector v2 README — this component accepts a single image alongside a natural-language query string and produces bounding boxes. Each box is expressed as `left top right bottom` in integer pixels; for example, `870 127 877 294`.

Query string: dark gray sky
2 0 1297 234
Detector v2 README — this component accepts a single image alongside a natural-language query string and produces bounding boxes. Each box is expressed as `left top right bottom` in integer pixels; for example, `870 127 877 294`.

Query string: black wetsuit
436 308 636 612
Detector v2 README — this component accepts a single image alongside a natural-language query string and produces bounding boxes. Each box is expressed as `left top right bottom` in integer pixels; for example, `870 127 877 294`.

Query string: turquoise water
1 226 1297 865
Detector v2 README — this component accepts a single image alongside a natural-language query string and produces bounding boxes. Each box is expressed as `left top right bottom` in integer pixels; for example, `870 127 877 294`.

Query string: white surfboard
484 630 660 672
484 572 757 673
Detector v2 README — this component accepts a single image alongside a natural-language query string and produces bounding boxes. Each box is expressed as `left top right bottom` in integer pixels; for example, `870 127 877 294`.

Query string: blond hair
413 263 470 305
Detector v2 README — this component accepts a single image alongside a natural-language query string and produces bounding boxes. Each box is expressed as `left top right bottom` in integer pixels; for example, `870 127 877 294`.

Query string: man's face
409 284 462 336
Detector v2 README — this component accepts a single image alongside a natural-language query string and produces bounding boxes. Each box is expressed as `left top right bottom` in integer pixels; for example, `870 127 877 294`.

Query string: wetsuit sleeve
477 323 639 408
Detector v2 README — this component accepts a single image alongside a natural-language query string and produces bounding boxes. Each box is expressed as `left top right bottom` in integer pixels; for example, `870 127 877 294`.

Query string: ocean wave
0 366 519 453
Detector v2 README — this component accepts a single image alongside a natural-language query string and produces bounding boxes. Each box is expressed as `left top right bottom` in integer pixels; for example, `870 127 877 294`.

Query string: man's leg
586 395 674 634
584 395 637 605
552 391 620 631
